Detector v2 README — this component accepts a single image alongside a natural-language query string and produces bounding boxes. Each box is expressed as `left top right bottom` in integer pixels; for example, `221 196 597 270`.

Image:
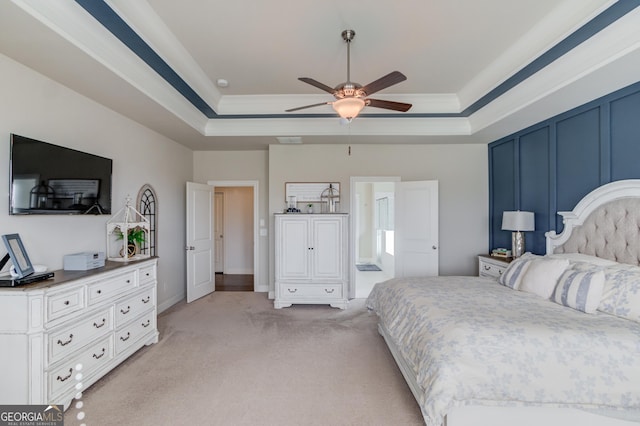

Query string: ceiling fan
286 29 412 120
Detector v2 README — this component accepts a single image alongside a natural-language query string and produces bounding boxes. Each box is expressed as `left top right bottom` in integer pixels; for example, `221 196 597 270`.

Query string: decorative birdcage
320 184 340 213
106 196 151 262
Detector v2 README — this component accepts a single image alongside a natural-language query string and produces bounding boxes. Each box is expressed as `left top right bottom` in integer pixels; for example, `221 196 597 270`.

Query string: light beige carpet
64 292 423 425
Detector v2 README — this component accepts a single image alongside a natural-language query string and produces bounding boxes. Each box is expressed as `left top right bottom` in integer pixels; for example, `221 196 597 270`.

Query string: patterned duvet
366 276 640 426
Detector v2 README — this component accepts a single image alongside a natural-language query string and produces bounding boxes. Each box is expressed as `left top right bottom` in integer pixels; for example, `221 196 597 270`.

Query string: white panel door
395 180 439 277
186 182 215 303
312 217 343 280
214 191 224 273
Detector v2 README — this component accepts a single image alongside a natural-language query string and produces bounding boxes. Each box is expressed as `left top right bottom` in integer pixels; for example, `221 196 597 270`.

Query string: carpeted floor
64 292 423 425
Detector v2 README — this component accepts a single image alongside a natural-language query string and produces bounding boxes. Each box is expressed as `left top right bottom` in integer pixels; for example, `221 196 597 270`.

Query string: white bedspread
366 276 640 426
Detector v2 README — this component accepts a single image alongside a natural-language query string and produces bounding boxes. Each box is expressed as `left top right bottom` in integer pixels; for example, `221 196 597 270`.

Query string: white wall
0 54 192 312
268 143 489 295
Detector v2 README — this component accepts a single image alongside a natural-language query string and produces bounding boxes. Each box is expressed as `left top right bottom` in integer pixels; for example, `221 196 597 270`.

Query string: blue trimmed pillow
552 269 605 313
499 255 538 289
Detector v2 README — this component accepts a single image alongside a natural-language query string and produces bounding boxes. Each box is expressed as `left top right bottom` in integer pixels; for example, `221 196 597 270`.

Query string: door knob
432 245 437 250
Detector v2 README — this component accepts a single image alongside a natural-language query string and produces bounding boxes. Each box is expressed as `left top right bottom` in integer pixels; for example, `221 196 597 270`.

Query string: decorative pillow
552 269 605 313
518 258 570 299
498 254 539 290
597 264 640 323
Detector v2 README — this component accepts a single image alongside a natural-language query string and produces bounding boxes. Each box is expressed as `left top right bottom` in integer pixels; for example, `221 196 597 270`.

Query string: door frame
207 180 259 292
349 176 400 299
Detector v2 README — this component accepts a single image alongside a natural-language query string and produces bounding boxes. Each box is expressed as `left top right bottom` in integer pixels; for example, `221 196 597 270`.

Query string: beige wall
193 150 269 290
0 54 193 312
268 143 489 294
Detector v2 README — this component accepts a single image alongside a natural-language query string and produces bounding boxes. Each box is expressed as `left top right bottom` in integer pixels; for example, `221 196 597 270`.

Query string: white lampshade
332 97 365 120
502 211 535 231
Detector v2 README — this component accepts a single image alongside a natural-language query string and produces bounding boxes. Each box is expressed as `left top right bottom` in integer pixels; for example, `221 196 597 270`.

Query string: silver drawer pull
93 348 106 359
56 368 73 382
141 319 151 328
120 306 131 315
287 288 297 293
141 296 151 304
120 332 131 342
93 318 106 328
57 334 74 346
324 288 335 294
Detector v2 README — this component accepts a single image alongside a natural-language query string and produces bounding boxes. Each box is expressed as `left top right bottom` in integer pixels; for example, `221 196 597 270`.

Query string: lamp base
511 231 526 258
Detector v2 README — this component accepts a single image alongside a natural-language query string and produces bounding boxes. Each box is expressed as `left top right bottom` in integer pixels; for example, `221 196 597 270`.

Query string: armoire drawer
115 287 155 327
48 309 113 364
279 284 343 299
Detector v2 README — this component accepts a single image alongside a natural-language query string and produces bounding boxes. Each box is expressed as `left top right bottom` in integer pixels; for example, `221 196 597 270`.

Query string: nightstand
478 254 512 279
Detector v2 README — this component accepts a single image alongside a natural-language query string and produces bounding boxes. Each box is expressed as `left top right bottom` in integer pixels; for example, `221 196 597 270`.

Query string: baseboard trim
158 293 184 314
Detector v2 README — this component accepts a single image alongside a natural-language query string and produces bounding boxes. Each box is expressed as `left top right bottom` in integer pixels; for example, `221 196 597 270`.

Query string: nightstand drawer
478 255 511 279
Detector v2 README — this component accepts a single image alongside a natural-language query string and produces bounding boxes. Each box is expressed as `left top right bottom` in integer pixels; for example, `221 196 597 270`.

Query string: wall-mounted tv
9 134 112 215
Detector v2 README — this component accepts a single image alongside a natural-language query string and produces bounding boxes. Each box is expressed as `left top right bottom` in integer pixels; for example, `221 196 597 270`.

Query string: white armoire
274 213 349 309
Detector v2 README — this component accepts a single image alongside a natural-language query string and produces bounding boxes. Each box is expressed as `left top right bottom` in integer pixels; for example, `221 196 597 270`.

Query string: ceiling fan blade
360 71 407 96
298 78 336 94
285 102 331 112
366 98 412 112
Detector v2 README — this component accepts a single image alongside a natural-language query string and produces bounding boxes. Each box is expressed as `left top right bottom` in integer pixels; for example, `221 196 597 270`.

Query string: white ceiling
0 0 639 150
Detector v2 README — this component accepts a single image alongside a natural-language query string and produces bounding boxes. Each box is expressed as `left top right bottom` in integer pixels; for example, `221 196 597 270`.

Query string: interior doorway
350 177 439 299
208 180 259 292
351 177 399 298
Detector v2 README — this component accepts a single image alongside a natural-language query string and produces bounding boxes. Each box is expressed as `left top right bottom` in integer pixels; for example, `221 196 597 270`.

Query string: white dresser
274 214 348 309
0 258 158 408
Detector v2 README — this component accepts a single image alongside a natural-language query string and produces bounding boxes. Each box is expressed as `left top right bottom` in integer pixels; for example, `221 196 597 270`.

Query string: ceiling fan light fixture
332 97 365 120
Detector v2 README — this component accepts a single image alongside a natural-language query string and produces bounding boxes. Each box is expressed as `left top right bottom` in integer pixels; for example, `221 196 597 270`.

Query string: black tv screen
9 134 112 215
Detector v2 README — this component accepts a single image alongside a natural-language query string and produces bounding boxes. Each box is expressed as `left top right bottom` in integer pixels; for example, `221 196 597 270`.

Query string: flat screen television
9 134 112 215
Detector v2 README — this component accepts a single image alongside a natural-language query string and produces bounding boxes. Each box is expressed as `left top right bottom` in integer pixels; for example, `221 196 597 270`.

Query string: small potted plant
307 203 313 214
116 226 146 257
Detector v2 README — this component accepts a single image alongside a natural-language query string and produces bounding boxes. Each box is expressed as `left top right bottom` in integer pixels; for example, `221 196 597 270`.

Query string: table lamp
501 211 535 258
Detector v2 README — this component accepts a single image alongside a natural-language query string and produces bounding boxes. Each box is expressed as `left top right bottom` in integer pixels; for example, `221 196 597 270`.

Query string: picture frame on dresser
1 233 34 278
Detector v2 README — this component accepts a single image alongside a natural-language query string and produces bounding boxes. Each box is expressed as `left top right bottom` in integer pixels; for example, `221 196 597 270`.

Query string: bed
366 179 640 426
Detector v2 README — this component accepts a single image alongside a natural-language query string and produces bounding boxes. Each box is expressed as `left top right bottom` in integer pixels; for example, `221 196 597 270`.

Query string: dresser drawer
48 335 113 400
87 271 136 305
48 309 113 364
46 287 85 323
279 284 343 299
115 310 156 354
139 264 156 286
115 287 155 327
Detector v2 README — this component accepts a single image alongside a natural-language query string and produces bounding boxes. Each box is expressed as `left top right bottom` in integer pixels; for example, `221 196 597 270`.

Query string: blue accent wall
488 81 640 254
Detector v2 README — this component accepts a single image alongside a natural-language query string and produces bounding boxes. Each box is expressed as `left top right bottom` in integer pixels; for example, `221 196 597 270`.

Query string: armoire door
277 216 310 280
311 217 343 280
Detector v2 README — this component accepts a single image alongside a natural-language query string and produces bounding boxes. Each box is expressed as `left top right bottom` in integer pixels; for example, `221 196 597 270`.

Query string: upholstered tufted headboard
546 180 640 266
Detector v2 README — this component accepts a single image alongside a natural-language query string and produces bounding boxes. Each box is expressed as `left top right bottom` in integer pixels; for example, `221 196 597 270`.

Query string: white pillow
546 252 618 267
552 269 605 313
499 254 540 290
519 258 570 299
